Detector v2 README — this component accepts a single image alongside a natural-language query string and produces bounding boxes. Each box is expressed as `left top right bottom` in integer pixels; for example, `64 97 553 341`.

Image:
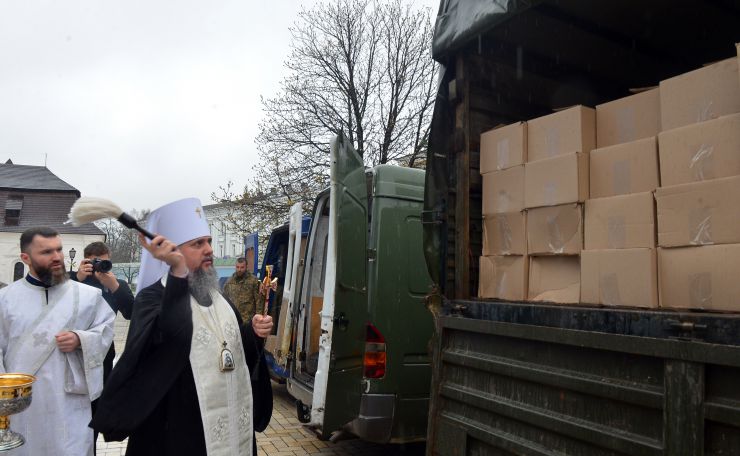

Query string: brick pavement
97 314 426 456
261 383 425 456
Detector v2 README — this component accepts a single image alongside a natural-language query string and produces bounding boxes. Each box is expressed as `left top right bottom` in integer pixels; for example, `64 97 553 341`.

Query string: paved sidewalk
97 315 426 456
261 383 425 456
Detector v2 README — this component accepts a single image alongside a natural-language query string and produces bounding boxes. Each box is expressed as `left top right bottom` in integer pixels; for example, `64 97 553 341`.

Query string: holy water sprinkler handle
117 213 156 240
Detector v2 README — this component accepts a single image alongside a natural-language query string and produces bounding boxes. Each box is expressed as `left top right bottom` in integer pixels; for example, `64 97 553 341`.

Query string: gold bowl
0 373 35 452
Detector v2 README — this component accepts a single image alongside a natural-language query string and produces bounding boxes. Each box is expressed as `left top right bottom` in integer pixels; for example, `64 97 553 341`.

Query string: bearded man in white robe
0 227 115 456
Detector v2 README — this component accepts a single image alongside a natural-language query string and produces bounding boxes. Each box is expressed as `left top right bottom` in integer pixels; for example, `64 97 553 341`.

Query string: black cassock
90 274 273 455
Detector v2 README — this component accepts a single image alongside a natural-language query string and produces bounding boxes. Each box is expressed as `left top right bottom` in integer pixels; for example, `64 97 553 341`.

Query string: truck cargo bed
423 1 740 454
428 300 740 455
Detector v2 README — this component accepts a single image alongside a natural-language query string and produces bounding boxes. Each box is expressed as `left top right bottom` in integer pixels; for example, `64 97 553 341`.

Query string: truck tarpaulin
432 0 537 62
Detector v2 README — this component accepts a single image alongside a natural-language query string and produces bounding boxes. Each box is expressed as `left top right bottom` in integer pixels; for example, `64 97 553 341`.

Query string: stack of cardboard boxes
478 45 740 311
656 56 740 312
525 106 593 303
581 90 661 308
478 122 527 300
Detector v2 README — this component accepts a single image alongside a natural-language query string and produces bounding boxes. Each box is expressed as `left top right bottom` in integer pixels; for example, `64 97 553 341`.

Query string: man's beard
33 260 68 287
235 270 246 278
189 267 219 306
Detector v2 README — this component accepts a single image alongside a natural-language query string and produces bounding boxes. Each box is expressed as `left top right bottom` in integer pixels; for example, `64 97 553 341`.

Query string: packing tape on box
546 128 560 158
545 207 581 254
689 207 713 245
544 182 557 206
496 138 510 170
546 214 565 253
600 272 623 307
495 215 513 254
689 272 712 309
697 99 714 123
495 267 508 297
612 160 631 196
689 143 715 181
616 106 636 144
497 190 510 212
607 215 627 249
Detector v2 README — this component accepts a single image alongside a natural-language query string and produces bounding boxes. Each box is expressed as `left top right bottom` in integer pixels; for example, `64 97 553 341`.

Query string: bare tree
216 0 436 240
115 264 140 286
257 0 435 186
95 209 150 263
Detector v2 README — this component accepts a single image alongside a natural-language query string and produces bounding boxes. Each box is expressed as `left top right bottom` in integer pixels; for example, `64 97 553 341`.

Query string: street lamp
69 248 76 273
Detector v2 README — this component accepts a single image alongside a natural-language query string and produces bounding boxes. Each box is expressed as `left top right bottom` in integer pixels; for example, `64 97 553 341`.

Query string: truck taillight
363 323 386 379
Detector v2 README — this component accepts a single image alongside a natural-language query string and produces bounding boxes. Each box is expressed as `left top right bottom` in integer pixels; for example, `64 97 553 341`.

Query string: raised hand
139 233 188 277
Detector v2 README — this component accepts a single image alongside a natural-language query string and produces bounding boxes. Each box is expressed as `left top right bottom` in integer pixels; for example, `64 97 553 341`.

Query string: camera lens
92 259 113 273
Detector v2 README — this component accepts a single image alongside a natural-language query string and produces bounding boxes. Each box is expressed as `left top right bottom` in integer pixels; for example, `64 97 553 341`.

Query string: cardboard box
527 204 583 255
660 58 740 131
527 105 596 162
581 249 658 309
585 192 656 250
589 137 659 198
658 245 740 311
483 212 526 256
658 114 740 186
482 166 525 215
596 88 661 148
656 175 740 247
478 255 528 300
480 122 527 173
525 153 589 208
528 256 580 304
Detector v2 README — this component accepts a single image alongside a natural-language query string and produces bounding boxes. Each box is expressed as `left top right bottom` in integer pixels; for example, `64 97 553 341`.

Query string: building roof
0 162 78 193
0 191 104 235
0 161 103 236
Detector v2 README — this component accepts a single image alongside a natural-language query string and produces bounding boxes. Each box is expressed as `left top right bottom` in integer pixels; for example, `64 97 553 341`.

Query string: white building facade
203 203 245 259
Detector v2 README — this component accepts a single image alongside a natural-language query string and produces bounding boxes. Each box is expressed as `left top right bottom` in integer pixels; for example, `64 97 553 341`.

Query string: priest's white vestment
0 278 115 456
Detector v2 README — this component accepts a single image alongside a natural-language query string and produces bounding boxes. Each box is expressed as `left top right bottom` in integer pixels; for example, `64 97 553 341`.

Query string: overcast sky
1 0 439 212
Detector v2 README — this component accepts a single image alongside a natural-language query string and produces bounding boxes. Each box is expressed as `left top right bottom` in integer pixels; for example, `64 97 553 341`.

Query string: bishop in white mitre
91 198 273 456
0 227 115 456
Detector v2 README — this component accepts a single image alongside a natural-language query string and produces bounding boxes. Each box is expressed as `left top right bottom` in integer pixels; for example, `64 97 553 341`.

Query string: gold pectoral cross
195 207 202 218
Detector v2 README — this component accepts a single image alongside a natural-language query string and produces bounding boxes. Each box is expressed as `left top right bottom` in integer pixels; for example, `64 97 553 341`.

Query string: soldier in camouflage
223 257 264 322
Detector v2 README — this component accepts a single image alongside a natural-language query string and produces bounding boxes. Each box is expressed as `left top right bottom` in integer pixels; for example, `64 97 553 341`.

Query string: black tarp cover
432 0 538 61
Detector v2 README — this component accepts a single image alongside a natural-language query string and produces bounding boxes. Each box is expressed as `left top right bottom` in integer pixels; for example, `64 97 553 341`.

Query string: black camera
90 258 113 273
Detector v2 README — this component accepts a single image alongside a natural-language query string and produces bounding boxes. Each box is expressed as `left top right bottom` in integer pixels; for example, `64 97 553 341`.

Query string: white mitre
136 197 210 293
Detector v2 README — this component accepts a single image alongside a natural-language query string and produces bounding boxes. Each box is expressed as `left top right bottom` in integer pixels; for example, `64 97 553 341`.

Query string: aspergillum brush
67 197 155 240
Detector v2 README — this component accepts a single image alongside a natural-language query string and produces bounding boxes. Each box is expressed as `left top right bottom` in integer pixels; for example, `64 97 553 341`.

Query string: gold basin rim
0 374 36 389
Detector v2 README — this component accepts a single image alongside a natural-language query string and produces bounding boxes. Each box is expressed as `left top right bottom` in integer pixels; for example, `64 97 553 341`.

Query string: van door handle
333 313 349 331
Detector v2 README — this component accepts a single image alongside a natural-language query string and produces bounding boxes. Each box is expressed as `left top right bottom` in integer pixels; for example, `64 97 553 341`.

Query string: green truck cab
274 135 434 443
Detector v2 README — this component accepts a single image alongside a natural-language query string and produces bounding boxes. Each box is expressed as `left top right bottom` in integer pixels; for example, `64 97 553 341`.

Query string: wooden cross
260 264 278 316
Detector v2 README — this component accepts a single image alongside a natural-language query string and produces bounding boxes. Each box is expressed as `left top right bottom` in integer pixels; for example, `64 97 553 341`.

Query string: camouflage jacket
223 271 263 323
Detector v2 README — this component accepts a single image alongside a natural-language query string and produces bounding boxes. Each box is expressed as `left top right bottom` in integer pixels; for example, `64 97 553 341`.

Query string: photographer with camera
73 242 134 323
71 241 134 452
